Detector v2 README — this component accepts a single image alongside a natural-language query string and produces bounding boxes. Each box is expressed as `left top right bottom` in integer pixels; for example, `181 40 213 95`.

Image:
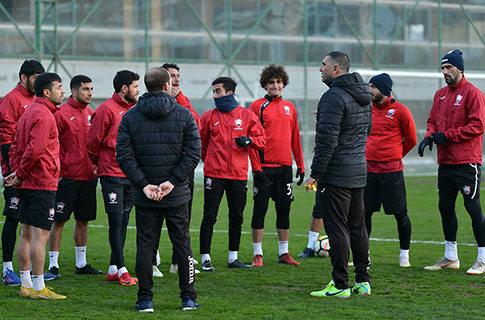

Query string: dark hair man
6 72 66 299
365 73 417 267
0 60 44 286
249 64 305 267
117 67 201 312
419 49 485 275
307 51 372 298
46 75 103 279
87 70 140 285
199 77 265 272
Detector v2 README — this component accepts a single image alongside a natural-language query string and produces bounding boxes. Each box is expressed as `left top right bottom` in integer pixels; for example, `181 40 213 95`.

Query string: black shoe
201 260 215 272
135 296 154 313
227 259 252 269
298 247 315 259
75 264 104 275
182 296 200 311
47 266 61 280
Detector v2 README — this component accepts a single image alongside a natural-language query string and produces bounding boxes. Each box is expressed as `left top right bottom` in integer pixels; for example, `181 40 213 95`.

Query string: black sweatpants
318 184 370 290
438 164 485 246
135 204 196 302
199 177 247 254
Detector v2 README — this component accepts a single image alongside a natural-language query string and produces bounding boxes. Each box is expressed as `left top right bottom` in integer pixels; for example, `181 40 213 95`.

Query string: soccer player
199 77 265 271
0 60 44 286
365 73 417 267
87 70 140 285
116 67 201 312
249 64 305 267
47 75 103 278
6 72 66 299
308 51 372 298
419 49 485 275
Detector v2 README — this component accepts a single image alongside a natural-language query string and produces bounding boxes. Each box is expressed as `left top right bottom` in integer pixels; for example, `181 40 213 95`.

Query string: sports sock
19 270 32 288
308 231 319 250
3 261 13 274
444 241 458 261
32 274 45 291
253 242 263 256
228 251 238 263
400 249 409 258
49 251 59 269
118 266 128 277
155 249 161 266
75 246 87 268
477 247 485 261
278 240 289 256
201 254 211 263
108 265 118 275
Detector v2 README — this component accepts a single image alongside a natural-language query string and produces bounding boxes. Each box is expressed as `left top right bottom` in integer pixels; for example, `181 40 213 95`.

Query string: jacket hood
137 92 178 118
331 72 371 107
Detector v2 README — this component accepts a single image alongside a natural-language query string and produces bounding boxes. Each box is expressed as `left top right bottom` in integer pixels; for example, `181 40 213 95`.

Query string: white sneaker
466 259 485 275
170 263 200 274
424 257 460 270
399 256 411 268
152 266 163 277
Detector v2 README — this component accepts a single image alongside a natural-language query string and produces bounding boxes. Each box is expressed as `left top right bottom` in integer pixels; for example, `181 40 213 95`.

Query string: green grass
0 176 484 319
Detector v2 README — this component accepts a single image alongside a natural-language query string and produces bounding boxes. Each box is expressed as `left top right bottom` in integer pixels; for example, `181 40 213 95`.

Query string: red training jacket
426 77 485 165
201 106 265 180
366 96 417 172
9 96 60 191
0 83 35 175
248 96 304 173
87 92 134 177
55 97 96 180
176 91 202 129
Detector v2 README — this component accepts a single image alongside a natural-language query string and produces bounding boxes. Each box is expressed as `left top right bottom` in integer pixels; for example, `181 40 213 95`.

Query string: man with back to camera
46 75 103 279
6 72 66 299
419 49 485 275
87 70 140 285
249 64 305 267
116 67 201 312
0 60 45 286
365 73 417 267
307 51 372 298
199 76 265 271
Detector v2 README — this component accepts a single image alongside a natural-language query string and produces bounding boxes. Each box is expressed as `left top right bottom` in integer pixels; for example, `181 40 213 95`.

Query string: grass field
0 176 484 319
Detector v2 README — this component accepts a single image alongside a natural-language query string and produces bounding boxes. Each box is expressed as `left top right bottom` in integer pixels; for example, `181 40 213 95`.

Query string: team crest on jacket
109 192 118 204
283 106 291 114
235 119 243 130
9 197 19 209
56 202 65 213
205 178 212 190
386 108 395 118
48 208 55 221
463 185 471 195
454 94 463 106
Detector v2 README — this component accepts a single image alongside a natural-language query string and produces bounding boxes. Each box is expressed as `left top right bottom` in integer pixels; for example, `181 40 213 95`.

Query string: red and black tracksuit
248 96 304 230
425 77 485 246
365 96 417 250
87 92 134 269
199 106 265 255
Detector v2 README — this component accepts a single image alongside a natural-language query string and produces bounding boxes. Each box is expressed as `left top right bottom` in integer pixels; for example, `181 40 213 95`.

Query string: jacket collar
67 96 88 110
16 83 34 98
448 76 468 91
373 95 394 110
265 94 282 103
34 96 58 114
112 92 135 109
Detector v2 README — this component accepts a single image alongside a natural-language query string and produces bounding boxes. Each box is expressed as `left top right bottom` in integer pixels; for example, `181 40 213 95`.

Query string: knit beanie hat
369 73 393 97
441 49 464 72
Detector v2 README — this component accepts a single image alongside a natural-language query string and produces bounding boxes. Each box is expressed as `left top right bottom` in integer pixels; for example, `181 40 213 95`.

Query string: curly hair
259 64 289 88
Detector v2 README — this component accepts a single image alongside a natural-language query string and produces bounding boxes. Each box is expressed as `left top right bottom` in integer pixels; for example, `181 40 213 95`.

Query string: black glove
418 137 433 157
296 168 305 186
431 132 448 145
235 136 252 147
253 171 264 189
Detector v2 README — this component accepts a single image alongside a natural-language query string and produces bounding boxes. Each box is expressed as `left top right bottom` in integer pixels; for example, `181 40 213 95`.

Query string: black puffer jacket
310 72 372 188
116 92 201 208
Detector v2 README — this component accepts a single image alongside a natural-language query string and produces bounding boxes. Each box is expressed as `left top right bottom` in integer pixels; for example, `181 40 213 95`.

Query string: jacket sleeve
400 106 417 157
310 91 344 179
291 105 305 172
425 93 439 138
444 89 485 143
247 112 265 151
116 114 149 189
86 108 109 165
0 96 19 145
199 111 210 163
248 101 262 172
16 116 54 180
168 112 201 186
